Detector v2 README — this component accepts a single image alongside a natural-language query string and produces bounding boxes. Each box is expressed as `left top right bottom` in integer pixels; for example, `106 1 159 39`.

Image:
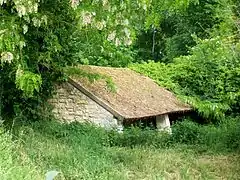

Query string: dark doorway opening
123 111 194 129
123 116 157 129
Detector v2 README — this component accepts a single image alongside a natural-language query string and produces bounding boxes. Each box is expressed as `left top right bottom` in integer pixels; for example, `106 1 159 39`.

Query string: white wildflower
124 38 132 46
82 11 93 26
0 0 7 6
16 5 26 17
1 52 14 63
41 15 48 25
33 3 38 12
123 19 129 26
23 24 28 34
102 0 108 6
16 65 24 79
27 1 33 13
19 41 26 49
70 0 80 8
32 17 41 27
95 20 106 30
107 31 116 41
124 28 131 38
115 38 121 46
143 4 147 11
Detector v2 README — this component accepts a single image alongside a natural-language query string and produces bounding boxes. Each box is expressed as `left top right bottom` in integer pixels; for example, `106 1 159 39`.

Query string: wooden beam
68 78 124 122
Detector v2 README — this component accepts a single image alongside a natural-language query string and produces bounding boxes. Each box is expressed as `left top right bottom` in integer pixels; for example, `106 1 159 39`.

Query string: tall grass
0 128 42 179
0 118 239 179
109 118 240 153
171 118 240 152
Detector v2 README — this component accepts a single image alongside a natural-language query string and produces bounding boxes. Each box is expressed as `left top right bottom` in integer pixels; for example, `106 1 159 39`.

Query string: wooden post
156 114 171 133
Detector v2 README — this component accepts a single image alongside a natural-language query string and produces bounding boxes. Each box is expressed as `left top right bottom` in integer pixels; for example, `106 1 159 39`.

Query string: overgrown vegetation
110 118 240 152
0 120 239 179
130 36 240 122
0 0 147 122
64 66 117 92
130 0 240 122
1 0 240 179
1 0 240 123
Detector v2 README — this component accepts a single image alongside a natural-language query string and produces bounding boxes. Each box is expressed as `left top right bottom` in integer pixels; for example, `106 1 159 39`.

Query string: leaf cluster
131 36 240 121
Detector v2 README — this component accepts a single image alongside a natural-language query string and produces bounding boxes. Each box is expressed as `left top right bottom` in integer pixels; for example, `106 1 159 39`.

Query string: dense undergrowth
111 118 240 153
130 36 240 122
1 0 239 124
10 117 240 153
1 1 240 178
0 119 239 179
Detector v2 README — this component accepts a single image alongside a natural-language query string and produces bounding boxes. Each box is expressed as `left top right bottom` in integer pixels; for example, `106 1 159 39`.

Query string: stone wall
49 82 119 129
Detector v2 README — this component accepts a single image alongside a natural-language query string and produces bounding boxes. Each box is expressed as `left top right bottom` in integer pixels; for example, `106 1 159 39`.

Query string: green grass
0 120 240 180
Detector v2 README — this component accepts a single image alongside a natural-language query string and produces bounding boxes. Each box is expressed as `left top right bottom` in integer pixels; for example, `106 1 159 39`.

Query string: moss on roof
68 65 191 120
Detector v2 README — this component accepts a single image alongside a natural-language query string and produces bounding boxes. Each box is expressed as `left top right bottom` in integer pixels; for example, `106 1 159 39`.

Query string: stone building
50 65 191 131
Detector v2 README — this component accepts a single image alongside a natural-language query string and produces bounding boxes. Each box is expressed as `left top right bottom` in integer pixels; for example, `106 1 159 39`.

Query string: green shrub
130 37 240 122
171 118 240 152
171 120 202 145
20 119 240 154
108 126 172 148
107 118 240 153
25 120 110 147
218 118 240 150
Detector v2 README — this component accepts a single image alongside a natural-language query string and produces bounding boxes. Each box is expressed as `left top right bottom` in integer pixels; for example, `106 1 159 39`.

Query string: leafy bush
26 120 110 147
134 0 232 62
171 120 202 144
217 118 240 150
72 30 136 67
108 118 240 152
108 126 172 148
131 36 240 121
171 118 240 152
0 0 147 123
